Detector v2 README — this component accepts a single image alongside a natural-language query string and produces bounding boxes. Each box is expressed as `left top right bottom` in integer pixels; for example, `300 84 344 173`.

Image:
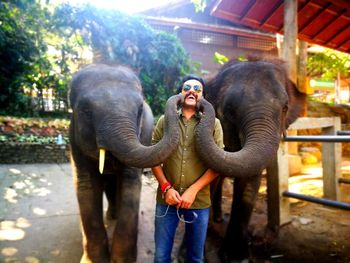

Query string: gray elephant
195 59 306 262
69 64 181 262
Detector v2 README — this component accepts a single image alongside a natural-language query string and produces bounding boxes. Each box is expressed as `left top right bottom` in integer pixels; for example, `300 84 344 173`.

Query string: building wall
149 24 278 75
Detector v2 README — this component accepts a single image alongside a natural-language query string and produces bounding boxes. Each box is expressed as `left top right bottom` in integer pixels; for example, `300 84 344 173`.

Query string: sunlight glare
0 221 25 241
16 217 31 228
4 188 18 203
33 207 47 216
1 247 18 256
25 256 40 263
9 168 21 174
33 187 51 196
60 0 172 14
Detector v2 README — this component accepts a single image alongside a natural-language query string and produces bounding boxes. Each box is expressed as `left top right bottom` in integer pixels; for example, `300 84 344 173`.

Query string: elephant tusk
99 149 106 174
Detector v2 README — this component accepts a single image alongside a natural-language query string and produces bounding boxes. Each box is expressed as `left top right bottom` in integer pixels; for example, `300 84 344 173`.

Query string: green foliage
191 0 207 12
213 52 229 65
236 54 248 62
53 4 192 115
0 1 39 115
307 48 350 80
1 2 192 117
0 134 67 144
0 0 74 117
213 53 248 65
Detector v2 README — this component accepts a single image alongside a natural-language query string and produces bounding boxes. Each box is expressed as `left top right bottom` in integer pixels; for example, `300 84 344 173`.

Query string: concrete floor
0 163 166 263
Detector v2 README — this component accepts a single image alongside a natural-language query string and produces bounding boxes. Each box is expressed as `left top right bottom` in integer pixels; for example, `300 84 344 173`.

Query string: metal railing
267 117 350 228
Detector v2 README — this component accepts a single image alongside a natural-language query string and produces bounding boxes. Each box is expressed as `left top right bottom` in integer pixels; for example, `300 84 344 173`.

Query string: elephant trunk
98 94 182 169
195 99 280 177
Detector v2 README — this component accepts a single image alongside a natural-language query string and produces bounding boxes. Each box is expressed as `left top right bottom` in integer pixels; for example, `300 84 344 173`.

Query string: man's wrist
162 185 173 199
161 181 171 193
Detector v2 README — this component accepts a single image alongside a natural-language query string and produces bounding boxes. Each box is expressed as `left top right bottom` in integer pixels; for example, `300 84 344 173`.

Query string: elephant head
195 60 306 177
69 64 181 170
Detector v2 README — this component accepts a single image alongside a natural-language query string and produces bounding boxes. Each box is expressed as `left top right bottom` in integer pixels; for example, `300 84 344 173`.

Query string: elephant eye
80 107 92 120
283 104 288 113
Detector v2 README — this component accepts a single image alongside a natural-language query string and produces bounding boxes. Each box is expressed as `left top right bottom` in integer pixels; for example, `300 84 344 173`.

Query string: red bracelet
161 182 171 193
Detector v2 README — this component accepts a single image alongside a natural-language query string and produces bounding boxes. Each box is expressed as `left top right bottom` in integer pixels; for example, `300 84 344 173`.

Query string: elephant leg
220 175 261 262
104 174 121 220
76 169 110 263
111 167 142 263
211 176 224 223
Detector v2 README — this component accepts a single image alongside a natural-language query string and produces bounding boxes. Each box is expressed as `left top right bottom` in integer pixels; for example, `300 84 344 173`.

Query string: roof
142 0 276 41
210 0 350 54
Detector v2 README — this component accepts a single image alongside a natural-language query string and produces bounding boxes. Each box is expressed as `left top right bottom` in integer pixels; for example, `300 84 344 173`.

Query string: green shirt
152 111 224 209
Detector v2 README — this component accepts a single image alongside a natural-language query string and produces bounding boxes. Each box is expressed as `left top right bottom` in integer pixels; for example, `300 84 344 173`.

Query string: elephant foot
111 255 137 263
231 259 249 263
80 252 109 263
218 245 251 263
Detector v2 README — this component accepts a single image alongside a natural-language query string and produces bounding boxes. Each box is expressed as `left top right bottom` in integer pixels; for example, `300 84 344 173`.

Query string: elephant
69 64 182 262
195 59 306 262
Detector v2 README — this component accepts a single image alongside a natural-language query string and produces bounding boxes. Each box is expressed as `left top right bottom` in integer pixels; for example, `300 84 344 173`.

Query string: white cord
155 205 198 224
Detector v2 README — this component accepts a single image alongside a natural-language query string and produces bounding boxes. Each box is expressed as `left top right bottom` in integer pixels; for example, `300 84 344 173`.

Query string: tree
1 2 192 117
307 48 350 80
0 1 39 115
53 4 192 116
0 0 74 116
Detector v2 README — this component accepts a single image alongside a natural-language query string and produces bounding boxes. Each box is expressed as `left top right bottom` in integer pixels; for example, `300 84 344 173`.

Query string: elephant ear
285 80 307 129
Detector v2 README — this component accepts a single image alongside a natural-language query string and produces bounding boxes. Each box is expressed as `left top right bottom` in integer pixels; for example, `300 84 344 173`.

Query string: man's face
181 79 203 108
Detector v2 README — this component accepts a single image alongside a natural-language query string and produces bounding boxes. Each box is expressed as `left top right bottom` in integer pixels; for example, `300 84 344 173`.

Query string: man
151 75 224 263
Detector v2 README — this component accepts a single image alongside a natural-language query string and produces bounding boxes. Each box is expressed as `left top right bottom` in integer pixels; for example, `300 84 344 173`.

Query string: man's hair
176 75 206 96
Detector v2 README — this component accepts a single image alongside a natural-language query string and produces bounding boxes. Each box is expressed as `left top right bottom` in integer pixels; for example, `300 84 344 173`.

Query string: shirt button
184 148 187 151
182 174 184 177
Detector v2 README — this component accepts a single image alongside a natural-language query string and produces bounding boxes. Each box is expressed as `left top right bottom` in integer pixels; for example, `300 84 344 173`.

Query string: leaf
213 52 229 65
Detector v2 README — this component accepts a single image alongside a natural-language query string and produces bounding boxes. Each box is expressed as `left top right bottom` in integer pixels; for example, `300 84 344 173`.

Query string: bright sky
52 0 172 14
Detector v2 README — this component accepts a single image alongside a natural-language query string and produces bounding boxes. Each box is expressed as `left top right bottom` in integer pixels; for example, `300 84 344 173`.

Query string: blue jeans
154 203 210 263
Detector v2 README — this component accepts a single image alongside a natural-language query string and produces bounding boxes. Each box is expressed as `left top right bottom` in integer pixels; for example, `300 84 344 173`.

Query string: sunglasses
182 84 202 93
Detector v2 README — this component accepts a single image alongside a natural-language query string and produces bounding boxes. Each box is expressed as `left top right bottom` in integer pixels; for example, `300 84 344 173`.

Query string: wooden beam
240 0 257 21
321 118 341 201
335 34 350 49
327 0 350 11
267 143 291 229
311 9 347 40
324 21 350 45
298 2 331 33
288 117 339 130
277 0 310 32
283 0 298 83
144 16 276 41
260 0 284 26
297 40 308 98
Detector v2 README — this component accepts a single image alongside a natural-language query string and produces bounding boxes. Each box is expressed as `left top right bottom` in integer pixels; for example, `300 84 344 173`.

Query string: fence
266 117 350 229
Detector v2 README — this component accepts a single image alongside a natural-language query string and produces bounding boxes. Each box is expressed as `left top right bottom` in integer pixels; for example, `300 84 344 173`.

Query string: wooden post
321 117 341 200
267 0 298 229
267 142 291 229
283 0 299 159
283 0 298 83
297 40 308 93
297 40 308 116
